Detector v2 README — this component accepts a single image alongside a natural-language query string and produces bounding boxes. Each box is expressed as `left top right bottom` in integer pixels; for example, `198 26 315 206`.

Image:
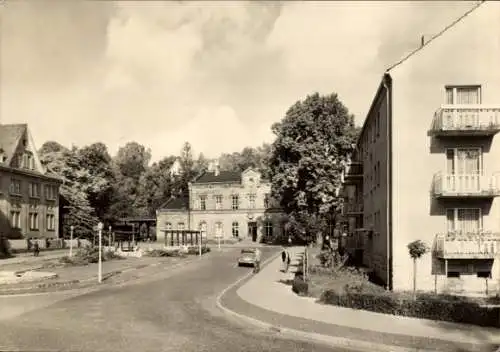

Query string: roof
0 124 27 164
0 163 63 182
158 196 190 211
192 170 241 184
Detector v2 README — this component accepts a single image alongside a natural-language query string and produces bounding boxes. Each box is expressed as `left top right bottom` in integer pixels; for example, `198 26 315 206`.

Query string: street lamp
69 225 74 257
97 222 103 283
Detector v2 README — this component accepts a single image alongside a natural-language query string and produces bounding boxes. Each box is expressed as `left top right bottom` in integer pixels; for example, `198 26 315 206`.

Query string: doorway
248 222 258 242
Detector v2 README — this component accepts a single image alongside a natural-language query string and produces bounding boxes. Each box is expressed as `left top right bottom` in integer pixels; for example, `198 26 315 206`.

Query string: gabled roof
0 124 27 164
158 196 189 211
192 170 241 184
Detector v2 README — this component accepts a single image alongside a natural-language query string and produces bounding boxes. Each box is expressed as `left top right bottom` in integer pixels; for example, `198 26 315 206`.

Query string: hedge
320 290 500 328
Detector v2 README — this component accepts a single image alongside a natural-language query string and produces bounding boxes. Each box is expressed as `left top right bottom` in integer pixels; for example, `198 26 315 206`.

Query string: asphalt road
0 247 348 352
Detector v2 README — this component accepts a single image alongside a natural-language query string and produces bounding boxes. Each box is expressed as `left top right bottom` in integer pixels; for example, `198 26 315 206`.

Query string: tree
269 92 358 243
218 143 272 176
195 152 209 173
177 142 197 197
77 142 115 221
407 240 429 298
38 141 99 239
110 142 152 219
136 156 177 216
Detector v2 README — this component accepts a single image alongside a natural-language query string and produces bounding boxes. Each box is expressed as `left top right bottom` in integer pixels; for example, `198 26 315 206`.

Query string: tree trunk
413 258 417 299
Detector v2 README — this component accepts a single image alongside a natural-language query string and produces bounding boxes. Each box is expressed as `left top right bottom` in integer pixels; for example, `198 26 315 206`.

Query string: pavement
0 249 68 269
0 247 348 352
219 246 500 352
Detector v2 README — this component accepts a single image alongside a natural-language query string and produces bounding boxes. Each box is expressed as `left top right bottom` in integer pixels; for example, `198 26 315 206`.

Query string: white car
238 248 258 267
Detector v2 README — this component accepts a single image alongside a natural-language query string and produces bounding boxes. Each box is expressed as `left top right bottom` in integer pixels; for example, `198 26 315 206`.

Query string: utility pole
97 222 103 283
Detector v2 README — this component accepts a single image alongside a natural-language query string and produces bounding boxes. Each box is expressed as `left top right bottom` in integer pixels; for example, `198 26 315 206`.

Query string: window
249 193 256 208
447 271 460 278
264 194 270 209
232 222 239 237
199 195 207 210
165 222 172 231
231 195 239 210
199 221 207 237
10 210 21 229
215 195 223 210
45 185 57 200
215 222 223 237
177 222 185 231
22 152 34 170
446 208 481 234
29 212 39 230
477 271 492 278
446 148 481 175
46 214 56 231
29 182 40 198
445 85 481 105
264 222 273 238
9 179 21 195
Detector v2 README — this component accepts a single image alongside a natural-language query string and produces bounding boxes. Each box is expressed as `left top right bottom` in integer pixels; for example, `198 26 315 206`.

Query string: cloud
0 0 482 162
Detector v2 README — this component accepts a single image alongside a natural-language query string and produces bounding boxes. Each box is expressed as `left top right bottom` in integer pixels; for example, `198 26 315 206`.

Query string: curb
216 253 438 352
0 252 214 296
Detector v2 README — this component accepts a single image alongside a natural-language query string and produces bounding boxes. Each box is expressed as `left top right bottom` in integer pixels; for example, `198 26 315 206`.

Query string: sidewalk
0 250 68 270
234 246 500 350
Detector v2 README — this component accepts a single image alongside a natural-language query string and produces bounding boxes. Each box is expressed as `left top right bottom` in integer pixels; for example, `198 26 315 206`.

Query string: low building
156 167 286 244
0 124 62 239
339 2 500 295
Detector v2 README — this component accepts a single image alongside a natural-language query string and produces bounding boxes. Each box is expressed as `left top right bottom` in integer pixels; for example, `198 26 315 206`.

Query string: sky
0 0 479 161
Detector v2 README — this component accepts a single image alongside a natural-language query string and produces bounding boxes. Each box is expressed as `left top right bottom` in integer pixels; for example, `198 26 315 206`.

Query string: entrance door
248 222 258 242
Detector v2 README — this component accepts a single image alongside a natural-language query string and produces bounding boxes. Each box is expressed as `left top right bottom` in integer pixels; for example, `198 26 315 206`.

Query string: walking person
253 247 261 273
33 241 40 257
281 248 287 272
284 250 291 272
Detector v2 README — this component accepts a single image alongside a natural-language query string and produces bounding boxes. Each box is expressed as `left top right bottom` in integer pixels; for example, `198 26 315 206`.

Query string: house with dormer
0 124 62 239
156 164 286 244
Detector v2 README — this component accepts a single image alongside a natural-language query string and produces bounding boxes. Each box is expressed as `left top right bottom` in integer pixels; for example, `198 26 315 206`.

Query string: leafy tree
269 92 358 243
407 240 429 298
77 142 115 221
218 143 272 176
136 156 177 216
38 141 99 239
114 142 151 181
177 142 197 197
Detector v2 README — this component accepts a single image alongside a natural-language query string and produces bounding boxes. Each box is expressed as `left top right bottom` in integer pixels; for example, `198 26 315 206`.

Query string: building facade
340 2 500 295
156 167 285 244
0 124 62 239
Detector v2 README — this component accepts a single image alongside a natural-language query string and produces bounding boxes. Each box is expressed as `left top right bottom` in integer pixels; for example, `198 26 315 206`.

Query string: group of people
281 248 291 272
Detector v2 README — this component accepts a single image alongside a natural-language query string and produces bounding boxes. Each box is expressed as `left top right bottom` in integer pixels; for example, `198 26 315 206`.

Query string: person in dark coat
33 241 40 257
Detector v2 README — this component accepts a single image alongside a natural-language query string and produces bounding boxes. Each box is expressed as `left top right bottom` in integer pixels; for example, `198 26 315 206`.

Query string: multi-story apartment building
0 124 62 239
156 166 285 244
340 2 500 294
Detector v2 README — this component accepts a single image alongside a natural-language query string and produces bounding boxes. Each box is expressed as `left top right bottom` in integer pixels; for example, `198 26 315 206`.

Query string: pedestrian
253 247 261 273
281 248 287 272
33 241 40 257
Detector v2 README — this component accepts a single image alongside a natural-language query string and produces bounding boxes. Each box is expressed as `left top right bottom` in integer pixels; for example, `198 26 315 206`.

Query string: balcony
432 172 500 199
429 105 500 137
342 201 363 216
341 161 363 184
434 232 500 259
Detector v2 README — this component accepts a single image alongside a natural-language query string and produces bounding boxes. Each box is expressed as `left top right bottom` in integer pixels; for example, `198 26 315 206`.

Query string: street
0 248 347 352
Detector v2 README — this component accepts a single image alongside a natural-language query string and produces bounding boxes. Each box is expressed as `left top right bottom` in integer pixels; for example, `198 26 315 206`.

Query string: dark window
447 271 460 278
477 271 491 278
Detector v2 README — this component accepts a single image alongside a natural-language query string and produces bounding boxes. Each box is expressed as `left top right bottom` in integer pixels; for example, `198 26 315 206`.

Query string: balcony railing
432 172 500 198
342 201 363 215
429 105 500 137
434 231 500 259
341 161 363 183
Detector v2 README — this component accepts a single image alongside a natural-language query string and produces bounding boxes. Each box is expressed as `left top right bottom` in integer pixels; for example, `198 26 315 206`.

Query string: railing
434 232 500 259
345 162 363 176
430 105 500 135
432 172 500 197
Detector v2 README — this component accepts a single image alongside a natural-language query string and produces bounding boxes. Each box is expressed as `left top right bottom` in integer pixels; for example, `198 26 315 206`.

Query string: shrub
319 290 500 328
292 276 309 296
186 246 211 255
144 249 186 258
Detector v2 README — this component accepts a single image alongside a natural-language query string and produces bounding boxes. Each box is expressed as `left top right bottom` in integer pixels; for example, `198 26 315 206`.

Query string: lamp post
97 222 103 283
69 225 74 257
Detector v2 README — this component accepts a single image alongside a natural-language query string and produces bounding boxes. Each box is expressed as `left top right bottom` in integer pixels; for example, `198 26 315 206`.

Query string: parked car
238 248 258 267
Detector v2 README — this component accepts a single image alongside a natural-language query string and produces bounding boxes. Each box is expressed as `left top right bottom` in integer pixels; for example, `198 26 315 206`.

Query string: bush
292 276 309 296
144 249 186 258
186 246 211 255
319 290 500 328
